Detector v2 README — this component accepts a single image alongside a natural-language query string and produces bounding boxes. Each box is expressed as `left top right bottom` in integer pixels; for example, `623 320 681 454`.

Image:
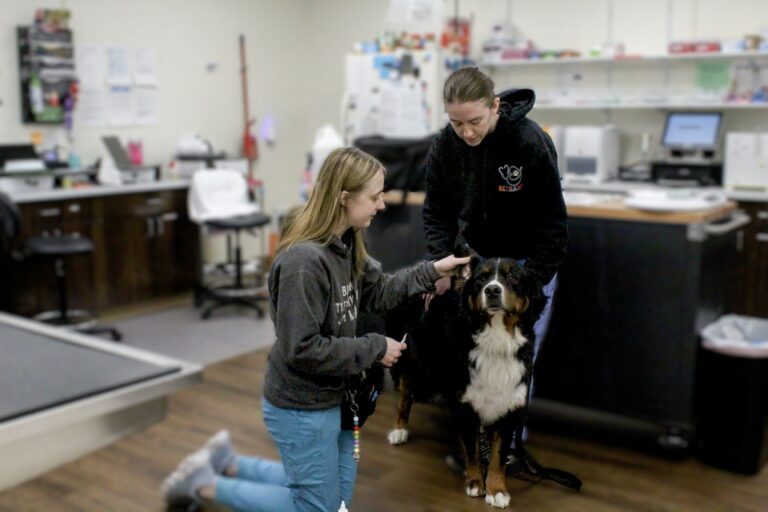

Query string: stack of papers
3 159 47 173
624 189 728 212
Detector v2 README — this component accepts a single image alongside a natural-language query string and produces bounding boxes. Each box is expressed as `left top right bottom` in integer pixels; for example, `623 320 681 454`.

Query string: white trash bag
701 315 768 358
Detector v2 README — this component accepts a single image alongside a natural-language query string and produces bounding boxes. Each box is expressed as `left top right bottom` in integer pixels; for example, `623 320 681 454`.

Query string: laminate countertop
9 180 189 204
382 190 739 225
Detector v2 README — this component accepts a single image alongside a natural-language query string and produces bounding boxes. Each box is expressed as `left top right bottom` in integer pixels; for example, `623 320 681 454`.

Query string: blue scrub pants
215 398 356 512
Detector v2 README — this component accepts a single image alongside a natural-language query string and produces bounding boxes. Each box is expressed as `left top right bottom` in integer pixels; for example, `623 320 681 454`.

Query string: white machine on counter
102 136 158 185
543 125 566 178
724 132 768 192
0 144 53 194
562 126 619 185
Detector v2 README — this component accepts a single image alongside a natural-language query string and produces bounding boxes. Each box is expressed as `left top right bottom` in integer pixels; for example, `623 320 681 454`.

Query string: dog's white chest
462 316 528 424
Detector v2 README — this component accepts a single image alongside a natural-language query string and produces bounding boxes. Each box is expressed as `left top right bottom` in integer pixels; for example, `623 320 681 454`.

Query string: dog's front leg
388 374 413 445
457 413 484 498
484 423 517 509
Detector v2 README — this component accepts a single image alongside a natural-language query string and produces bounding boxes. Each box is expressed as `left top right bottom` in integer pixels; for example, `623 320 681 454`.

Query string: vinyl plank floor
0 349 765 512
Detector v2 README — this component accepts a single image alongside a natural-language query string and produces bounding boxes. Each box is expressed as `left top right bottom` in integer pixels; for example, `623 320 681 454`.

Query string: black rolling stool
0 192 121 341
198 211 271 319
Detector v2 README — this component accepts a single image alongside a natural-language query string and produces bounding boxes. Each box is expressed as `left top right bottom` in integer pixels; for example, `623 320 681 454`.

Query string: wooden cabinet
9 188 197 316
730 201 768 317
12 198 103 316
101 190 197 305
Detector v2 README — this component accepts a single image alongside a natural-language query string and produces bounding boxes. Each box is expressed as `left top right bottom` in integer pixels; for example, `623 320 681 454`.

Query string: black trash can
695 315 768 475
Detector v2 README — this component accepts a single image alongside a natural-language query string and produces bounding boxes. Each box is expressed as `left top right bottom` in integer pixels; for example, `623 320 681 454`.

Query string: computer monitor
661 112 723 150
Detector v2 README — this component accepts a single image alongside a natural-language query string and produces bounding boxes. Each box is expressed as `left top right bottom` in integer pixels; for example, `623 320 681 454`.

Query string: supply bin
696 315 768 475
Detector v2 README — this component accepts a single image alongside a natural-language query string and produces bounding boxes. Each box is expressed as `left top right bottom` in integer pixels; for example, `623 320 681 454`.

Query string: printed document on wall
106 47 131 86
107 86 135 125
134 87 158 125
79 89 107 126
133 48 158 86
77 46 104 88
378 79 429 138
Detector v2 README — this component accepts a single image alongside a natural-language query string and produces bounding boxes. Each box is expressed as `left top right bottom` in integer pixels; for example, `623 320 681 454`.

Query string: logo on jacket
498 164 523 192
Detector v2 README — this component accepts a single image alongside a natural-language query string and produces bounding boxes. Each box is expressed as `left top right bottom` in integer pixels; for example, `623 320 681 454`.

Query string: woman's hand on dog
433 255 471 277
379 336 407 367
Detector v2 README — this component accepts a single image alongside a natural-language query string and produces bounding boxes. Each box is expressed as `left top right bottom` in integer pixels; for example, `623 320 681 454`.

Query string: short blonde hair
277 147 385 278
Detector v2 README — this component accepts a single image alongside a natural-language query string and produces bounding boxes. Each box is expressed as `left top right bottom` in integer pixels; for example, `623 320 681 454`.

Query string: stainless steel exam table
0 312 202 491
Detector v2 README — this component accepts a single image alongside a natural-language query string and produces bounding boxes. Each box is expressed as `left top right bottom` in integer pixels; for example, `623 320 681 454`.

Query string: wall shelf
534 102 768 111
485 50 768 69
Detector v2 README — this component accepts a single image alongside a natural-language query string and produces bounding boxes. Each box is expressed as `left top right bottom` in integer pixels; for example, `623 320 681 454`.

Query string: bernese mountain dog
387 255 547 509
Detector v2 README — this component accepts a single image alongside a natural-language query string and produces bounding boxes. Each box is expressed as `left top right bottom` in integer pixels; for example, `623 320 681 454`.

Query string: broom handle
239 34 254 182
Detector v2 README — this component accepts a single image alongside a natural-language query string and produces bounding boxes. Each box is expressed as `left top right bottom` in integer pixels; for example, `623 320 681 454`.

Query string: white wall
0 0 308 212
2 0 768 205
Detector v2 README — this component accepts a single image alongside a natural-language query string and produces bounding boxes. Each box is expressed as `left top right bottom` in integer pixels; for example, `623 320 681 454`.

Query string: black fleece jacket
423 88 568 285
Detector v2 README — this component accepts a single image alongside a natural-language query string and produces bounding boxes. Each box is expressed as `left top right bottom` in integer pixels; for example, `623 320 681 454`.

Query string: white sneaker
205 429 237 474
160 450 216 505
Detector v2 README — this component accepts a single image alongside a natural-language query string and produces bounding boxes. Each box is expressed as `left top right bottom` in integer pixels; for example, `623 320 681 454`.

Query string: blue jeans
521 271 558 443
215 398 356 512
531 272 558 373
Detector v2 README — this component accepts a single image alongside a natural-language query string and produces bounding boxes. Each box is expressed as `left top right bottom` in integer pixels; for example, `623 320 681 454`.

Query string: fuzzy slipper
205 430 238 474
161 450 216 505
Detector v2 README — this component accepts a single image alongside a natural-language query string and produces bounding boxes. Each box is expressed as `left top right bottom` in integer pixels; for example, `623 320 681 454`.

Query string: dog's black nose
484 284 501 298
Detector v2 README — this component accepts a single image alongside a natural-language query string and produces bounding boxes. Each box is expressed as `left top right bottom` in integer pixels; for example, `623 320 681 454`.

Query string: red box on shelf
668 41 695 54
693 41 721 53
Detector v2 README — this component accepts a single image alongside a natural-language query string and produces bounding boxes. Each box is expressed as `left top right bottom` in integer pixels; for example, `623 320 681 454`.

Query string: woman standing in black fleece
424 66 568 365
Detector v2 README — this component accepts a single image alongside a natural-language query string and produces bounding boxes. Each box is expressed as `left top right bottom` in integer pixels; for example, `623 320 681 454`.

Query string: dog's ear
452 256 474 293
452 244 480 294
468 253 482 273
453 241 472 258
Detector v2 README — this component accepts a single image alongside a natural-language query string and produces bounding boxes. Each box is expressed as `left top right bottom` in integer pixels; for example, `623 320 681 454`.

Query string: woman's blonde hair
277 147 386 278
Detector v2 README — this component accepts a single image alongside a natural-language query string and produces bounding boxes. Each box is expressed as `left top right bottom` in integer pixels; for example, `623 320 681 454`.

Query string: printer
723 132 768 192
0 144 53 194
562 126 619 185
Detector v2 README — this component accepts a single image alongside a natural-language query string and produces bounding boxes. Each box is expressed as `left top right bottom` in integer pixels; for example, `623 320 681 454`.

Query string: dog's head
459 257 545 329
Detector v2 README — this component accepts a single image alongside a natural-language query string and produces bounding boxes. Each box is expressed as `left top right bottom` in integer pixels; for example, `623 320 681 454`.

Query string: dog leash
509 428 583 491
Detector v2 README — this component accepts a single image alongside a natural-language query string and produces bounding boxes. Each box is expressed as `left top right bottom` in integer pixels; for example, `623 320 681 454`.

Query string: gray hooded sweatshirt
264 232 440 410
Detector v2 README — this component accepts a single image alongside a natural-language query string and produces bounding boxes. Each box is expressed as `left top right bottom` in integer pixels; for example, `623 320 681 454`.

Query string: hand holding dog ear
433 255 471 277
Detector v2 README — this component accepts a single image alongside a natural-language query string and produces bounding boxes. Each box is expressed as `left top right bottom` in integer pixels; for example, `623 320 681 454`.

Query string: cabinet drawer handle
161 212 178 222
146 218 155 237
146 197 163 206
39 208 61 217
68 203 81 213
757 233 768 242
757 211 768 220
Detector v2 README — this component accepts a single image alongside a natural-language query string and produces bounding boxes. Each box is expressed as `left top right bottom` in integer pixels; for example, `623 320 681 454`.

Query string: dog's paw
465 480 484 497
465 484 482 497
387 428 409 445
485 491 511 508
